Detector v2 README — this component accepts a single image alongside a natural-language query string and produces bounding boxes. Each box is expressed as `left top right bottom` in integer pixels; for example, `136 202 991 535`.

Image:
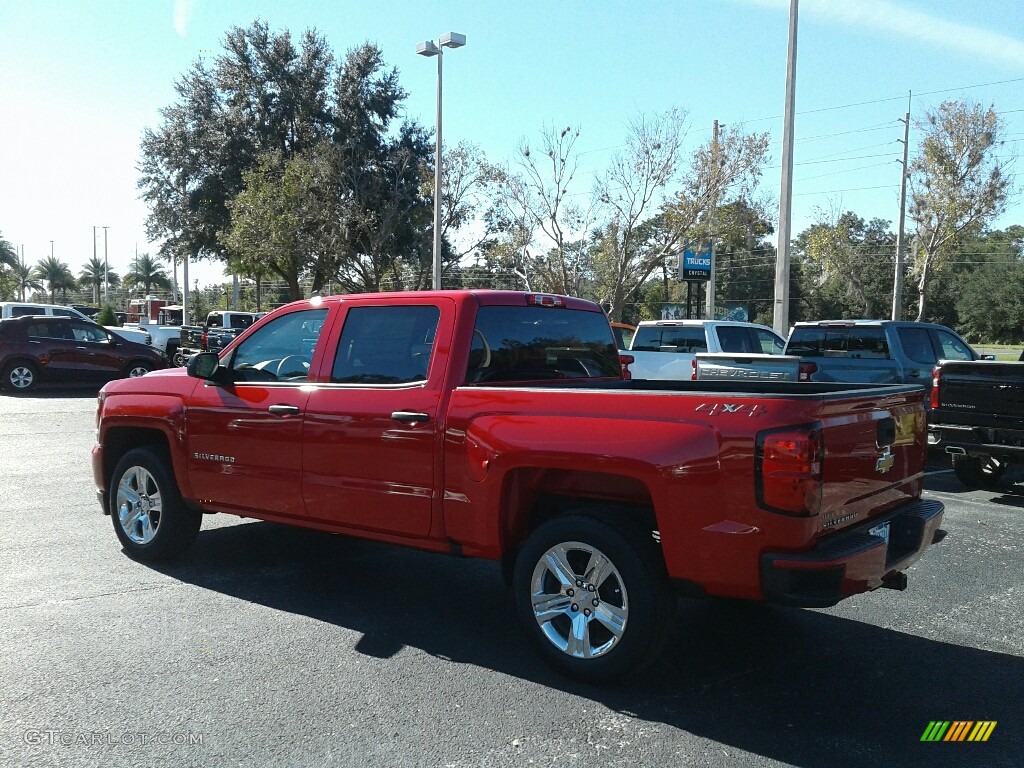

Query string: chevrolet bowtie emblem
876 447 895 474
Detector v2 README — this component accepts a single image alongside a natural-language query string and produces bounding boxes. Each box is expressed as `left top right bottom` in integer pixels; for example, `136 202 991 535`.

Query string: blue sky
2 0 1022 289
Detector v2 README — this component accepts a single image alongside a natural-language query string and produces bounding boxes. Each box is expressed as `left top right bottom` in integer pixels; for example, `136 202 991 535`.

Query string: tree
0 231 16 270
908 100 1012 321
954 226 1024 343
79 257 121 304
123 253 173 294
487 123 604 296
11 262 42 301
223 43 433 298
34 256 75 304
595 120 771 320
138 20 337 276
796 209 896 318
223 147 330 301
591 111 687 318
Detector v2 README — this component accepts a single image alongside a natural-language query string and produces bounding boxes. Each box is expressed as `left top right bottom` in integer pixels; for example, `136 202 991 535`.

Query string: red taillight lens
201 330 209 349
930 366 940 409
618 354 633 380
798 361 817 382
756 425 823 516
691 357 697 381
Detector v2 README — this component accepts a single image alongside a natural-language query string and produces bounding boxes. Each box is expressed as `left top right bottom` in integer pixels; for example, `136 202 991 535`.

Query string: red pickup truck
92 290 944 681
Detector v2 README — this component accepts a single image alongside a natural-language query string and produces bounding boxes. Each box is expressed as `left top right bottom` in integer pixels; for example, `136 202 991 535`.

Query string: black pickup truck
928 359 1024 488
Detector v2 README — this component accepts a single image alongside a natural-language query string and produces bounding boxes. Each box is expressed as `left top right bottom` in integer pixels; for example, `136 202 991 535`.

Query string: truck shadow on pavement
149 520 1022 768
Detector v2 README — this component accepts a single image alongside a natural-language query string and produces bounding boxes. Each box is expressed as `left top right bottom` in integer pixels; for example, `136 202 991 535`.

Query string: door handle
268 404 301 417
391 411 429 424
907 369 920 378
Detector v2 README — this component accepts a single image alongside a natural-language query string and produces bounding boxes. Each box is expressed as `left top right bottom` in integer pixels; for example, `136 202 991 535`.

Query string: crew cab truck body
177 310 261 363
626 320 788 380
784 320 986 386
928 359 1024 488
92 291 943 681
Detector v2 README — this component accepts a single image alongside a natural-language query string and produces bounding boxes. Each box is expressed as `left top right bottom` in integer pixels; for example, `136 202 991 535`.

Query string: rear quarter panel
443 383 928 599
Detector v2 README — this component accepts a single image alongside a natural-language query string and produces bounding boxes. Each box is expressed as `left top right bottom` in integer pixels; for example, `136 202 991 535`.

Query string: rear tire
2 360 38 393
951 454 1007 489
513 512 674 682
110 447 201 561
125 361 154 378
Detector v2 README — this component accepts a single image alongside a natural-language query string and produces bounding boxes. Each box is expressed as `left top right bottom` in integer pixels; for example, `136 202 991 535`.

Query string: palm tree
35 256 75 304
0 231 17 270
79 257 121 304
123 253 172 295
14 262 43 301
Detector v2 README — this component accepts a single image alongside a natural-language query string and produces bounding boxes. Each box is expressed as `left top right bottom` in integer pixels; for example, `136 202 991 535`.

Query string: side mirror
187 351 224 382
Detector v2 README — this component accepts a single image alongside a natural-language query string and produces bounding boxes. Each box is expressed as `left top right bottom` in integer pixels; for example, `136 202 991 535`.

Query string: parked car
0 301 151 347
784 320 988 386
0 316 167 393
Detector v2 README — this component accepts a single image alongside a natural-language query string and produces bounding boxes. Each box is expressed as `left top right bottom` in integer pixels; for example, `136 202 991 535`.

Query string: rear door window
896 327 937 364
932 329 975 361
331 305 439 385
716 326 755 353
632 326 706 352
468 306 620 382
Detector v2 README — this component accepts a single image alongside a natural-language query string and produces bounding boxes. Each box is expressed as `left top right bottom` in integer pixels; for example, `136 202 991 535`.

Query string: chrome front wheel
109 447 201 560
116 465 162 544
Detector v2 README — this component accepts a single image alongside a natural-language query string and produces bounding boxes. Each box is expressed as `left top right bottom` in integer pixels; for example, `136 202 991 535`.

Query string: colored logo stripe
968 722 997 742
920 721 996 742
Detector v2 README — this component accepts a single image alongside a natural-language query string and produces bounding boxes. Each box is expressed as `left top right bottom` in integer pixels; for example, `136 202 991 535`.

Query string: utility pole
705 120 720 320
773 0 798 337
92 227 98 304
102 226 110 304
892 94 911 321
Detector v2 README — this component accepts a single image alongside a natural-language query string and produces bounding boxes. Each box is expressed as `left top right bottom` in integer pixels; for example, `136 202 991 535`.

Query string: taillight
618 354 633 380
525 293 565 307
690 358 697 381
930 366 941 409
755 425 823 516
798 361 817 382
201 330 209 349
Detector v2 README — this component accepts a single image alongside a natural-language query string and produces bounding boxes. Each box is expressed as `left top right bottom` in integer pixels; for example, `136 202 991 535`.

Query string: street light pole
417 32 466 290
102 226 110 304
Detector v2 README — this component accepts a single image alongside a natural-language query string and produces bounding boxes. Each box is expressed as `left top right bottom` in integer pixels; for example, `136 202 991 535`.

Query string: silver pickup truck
693 352 801 381
625 320 791 380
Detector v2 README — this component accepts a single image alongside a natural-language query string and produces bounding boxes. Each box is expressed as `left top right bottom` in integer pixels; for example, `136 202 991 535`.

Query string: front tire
951 454 1008 489
513 513 673 682
110 447 201 560
2 360 38 393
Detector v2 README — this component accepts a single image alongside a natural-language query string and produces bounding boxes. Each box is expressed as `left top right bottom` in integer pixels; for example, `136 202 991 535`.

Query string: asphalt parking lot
1 390 1021 768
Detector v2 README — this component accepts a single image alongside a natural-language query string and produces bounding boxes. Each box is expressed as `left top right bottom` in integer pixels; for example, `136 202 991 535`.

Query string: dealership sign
680 248 712 282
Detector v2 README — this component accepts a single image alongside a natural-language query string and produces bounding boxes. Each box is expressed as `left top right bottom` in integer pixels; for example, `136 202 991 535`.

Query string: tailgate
814 388 927 534
937 360 1024 424
695 353 800 382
